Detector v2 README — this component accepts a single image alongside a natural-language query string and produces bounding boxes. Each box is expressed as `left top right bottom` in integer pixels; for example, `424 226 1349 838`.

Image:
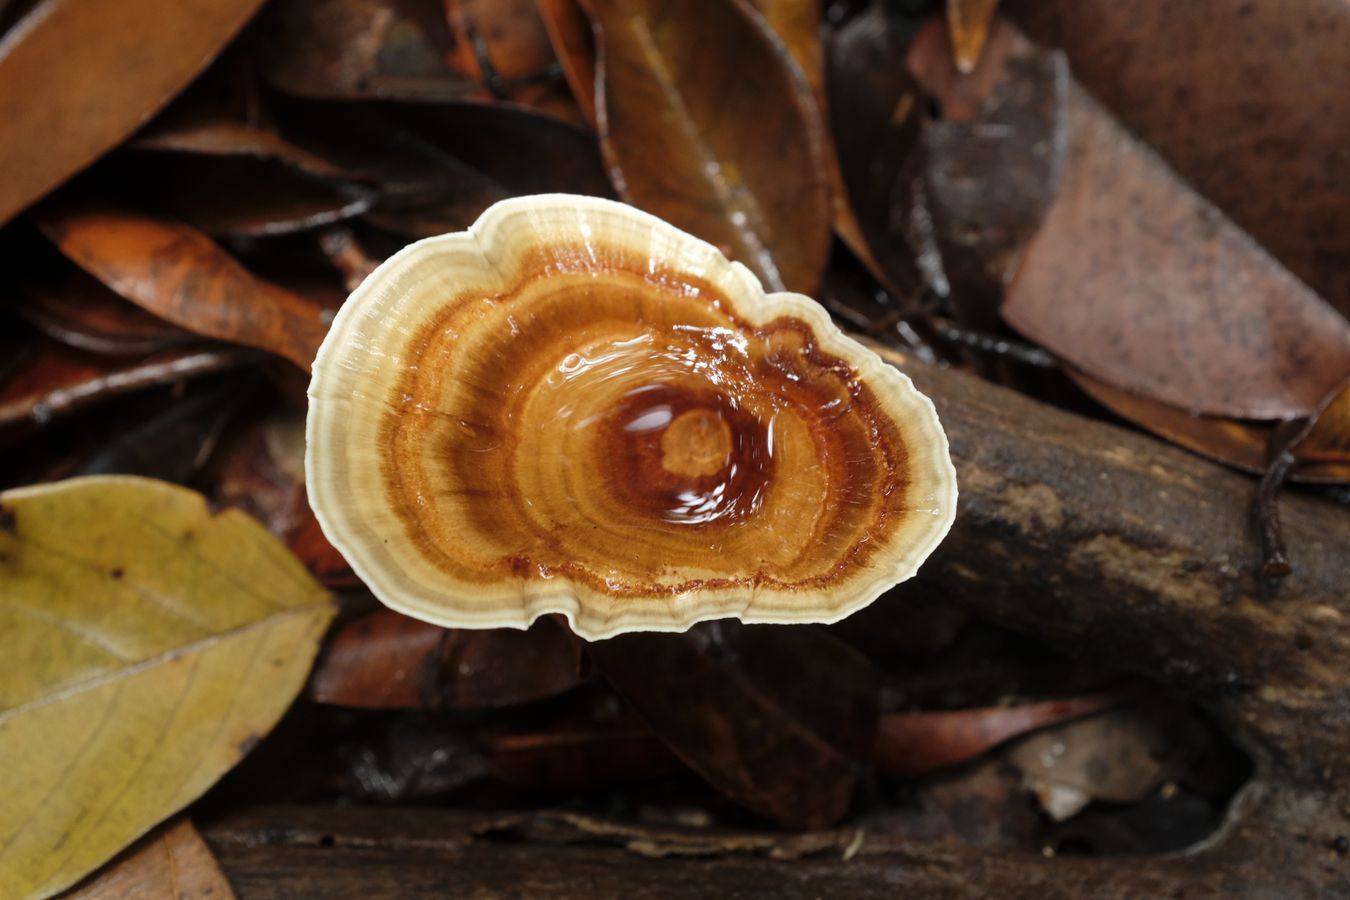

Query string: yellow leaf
0 476 334 899
61 818 235 899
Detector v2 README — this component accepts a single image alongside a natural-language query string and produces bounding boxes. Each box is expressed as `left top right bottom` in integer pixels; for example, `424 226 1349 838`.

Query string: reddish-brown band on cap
306 195 956 639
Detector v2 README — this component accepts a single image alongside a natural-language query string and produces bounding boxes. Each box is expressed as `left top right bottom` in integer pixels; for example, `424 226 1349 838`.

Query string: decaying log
209 354 1350 897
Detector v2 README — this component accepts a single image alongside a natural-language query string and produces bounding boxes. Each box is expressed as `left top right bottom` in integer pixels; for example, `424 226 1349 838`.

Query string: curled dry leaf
62 818 235 900
872 691 1124 778
0 0 268 225
1006 0 1350 316
253 0 484 101
308 611 583 710
39 206 333 371
589 0 832 294
987 23 1350 419
306 196 957 639
588 621 879 829
535 0 598 125
0 476 335 898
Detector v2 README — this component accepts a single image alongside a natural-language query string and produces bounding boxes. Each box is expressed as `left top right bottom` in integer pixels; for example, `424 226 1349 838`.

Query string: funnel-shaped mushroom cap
306 195 956 640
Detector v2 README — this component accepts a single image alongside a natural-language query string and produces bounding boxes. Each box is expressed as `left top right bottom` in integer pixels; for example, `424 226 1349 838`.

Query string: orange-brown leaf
0 0 268 225
39 206 333 371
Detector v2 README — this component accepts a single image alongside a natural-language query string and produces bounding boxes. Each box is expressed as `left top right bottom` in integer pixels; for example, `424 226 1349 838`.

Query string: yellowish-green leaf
61 818 235 899
0 476 334 899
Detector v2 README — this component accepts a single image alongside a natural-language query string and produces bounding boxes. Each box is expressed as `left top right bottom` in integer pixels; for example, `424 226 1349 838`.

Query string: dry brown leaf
957 21 1350 419
443 0 580 121
589 0 832 294
0 0 268 225
1006 0 1350 317
61 818 235 900
38 206 333 371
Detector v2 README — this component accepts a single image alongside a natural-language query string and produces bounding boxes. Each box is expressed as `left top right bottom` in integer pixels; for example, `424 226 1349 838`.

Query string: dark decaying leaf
906 17 1067 331
132 117 357 181
478 685 685 791
310 610 585 710
276 99 608 237
588 620 879 829
872 691 1124 777
12 264 195 357
535 0 598 125
589 0 832 294
0 0 268 225
826 4 923 299
990 21 1350 419
1006 0 1350 318
39 205 334 371
253 0 485 101
102 153 377 239
0 334 246 434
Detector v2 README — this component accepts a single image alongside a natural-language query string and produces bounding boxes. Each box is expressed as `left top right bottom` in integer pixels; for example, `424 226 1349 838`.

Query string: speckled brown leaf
62 818 235 900
0 0 268 225
38 206 334 371
992 24 1350 418
589 0 831 294
588 621 878 829
1006 0 1350 317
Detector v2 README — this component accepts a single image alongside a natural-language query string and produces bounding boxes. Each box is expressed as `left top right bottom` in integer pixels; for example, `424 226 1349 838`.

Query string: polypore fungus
306 195 957 640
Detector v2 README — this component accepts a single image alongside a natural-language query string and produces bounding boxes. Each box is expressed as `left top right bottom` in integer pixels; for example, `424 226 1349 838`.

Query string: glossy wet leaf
588 621 878 829
0 0 268 225
1292 379 1350 482
748 0 823 98
39 206 333 371
589 0 831 294
0 476 335 898
62 819 235 900
1006 0 1350 316
999 24 1350 419
132 117 356 181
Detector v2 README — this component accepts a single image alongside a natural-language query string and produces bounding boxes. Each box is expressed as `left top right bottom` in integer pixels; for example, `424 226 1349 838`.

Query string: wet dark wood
207 355 1350 898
